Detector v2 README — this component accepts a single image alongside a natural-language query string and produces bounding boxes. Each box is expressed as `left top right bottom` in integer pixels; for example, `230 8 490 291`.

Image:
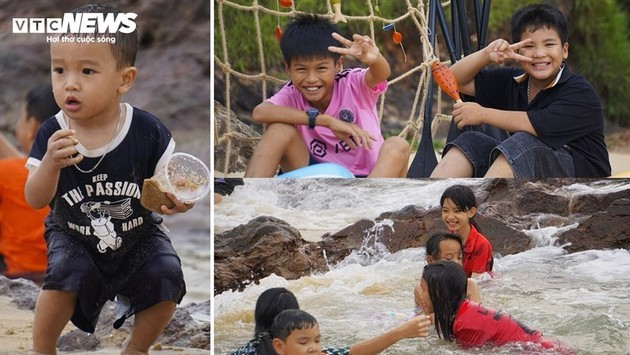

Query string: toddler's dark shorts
42 222 186 333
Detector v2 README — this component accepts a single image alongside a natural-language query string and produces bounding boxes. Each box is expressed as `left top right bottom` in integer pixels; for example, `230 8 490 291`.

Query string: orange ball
392 31 402 44
280 0 293 7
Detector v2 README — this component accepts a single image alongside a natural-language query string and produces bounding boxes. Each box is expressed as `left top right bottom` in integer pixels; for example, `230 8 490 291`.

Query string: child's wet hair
425 231 463 261
255 287 300 335
60 3 139 69
511 3 568 44
25 84 59 124
422 261 467 341
280 13 342 66
271 309 318 341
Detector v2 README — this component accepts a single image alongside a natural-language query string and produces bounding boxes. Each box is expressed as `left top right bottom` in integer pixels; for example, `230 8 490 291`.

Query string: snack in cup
141 153 210 212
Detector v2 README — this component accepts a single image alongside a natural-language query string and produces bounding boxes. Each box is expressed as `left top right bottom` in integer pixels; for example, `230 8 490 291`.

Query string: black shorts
42 224 186 333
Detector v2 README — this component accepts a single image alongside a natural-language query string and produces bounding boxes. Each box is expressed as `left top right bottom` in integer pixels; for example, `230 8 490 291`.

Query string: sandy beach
0 296 210 354
1 296 34 353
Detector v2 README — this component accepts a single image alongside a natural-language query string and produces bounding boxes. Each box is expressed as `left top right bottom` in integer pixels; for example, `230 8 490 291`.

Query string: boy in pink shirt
245 14 410 177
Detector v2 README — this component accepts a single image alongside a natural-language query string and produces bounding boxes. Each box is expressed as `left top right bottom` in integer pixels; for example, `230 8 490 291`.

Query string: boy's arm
452 103 537 136
328 33 391 89
24 129 81 209
253 102 376 149
348 315 431 355
451 38 533 97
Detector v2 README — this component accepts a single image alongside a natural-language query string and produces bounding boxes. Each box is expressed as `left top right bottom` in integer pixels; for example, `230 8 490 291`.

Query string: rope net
214 0 453 175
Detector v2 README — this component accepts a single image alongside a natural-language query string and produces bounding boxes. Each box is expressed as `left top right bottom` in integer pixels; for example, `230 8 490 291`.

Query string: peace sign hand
485 38 533 64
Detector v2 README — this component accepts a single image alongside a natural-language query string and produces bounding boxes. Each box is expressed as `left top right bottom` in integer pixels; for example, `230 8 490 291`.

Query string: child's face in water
436 239 463 265
285 56 341 112
50 39 135 122
273 325 322 355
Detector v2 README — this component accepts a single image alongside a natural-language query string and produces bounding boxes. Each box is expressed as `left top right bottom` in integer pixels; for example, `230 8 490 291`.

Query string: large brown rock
558 198 630 252
214 216 328 294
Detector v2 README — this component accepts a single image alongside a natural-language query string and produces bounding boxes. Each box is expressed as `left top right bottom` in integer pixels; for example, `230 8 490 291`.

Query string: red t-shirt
0 158 48 276
462 224 493 277
453 300 572 353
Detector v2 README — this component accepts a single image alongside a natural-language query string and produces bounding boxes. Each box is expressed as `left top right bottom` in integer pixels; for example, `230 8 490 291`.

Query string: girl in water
419 261 574 353
440 185 493 277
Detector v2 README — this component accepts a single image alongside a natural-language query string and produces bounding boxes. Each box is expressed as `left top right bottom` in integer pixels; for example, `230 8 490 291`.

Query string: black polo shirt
474 65 611 177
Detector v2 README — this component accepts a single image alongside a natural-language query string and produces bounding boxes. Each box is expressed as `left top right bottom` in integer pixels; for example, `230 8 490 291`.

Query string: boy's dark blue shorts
42 221 186 333
444 131 575 177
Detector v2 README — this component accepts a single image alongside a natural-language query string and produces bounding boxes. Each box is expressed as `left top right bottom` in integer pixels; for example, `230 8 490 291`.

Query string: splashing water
214 179 630 354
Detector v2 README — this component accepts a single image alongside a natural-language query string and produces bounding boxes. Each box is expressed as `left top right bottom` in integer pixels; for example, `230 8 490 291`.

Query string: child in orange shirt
0 85 58 283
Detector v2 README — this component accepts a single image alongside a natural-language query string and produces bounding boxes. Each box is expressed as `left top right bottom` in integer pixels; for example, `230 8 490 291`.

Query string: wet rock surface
214 216 328 294
557 198 630 253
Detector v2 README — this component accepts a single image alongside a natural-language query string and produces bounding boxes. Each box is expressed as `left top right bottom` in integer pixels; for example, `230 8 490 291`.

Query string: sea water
213 179 630 354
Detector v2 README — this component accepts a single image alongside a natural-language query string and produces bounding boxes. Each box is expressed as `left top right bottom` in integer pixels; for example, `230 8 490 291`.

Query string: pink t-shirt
267 68 386 176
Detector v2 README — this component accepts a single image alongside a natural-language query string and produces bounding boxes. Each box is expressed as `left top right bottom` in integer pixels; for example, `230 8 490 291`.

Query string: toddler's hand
328 32 380 65
160 192 194 215
44 129 82 169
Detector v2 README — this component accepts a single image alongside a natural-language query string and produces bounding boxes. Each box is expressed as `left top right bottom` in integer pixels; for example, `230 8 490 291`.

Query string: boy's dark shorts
443 131 575 178
42 223 186 333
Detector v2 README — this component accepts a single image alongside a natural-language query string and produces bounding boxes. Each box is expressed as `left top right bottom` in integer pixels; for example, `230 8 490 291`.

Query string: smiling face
285 56 341 112
50 40 135 123
517 27 568 86
273 325 322 355
441 198 476 238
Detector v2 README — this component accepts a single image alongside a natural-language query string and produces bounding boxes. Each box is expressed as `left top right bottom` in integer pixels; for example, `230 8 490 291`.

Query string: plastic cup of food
153 153 211 203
